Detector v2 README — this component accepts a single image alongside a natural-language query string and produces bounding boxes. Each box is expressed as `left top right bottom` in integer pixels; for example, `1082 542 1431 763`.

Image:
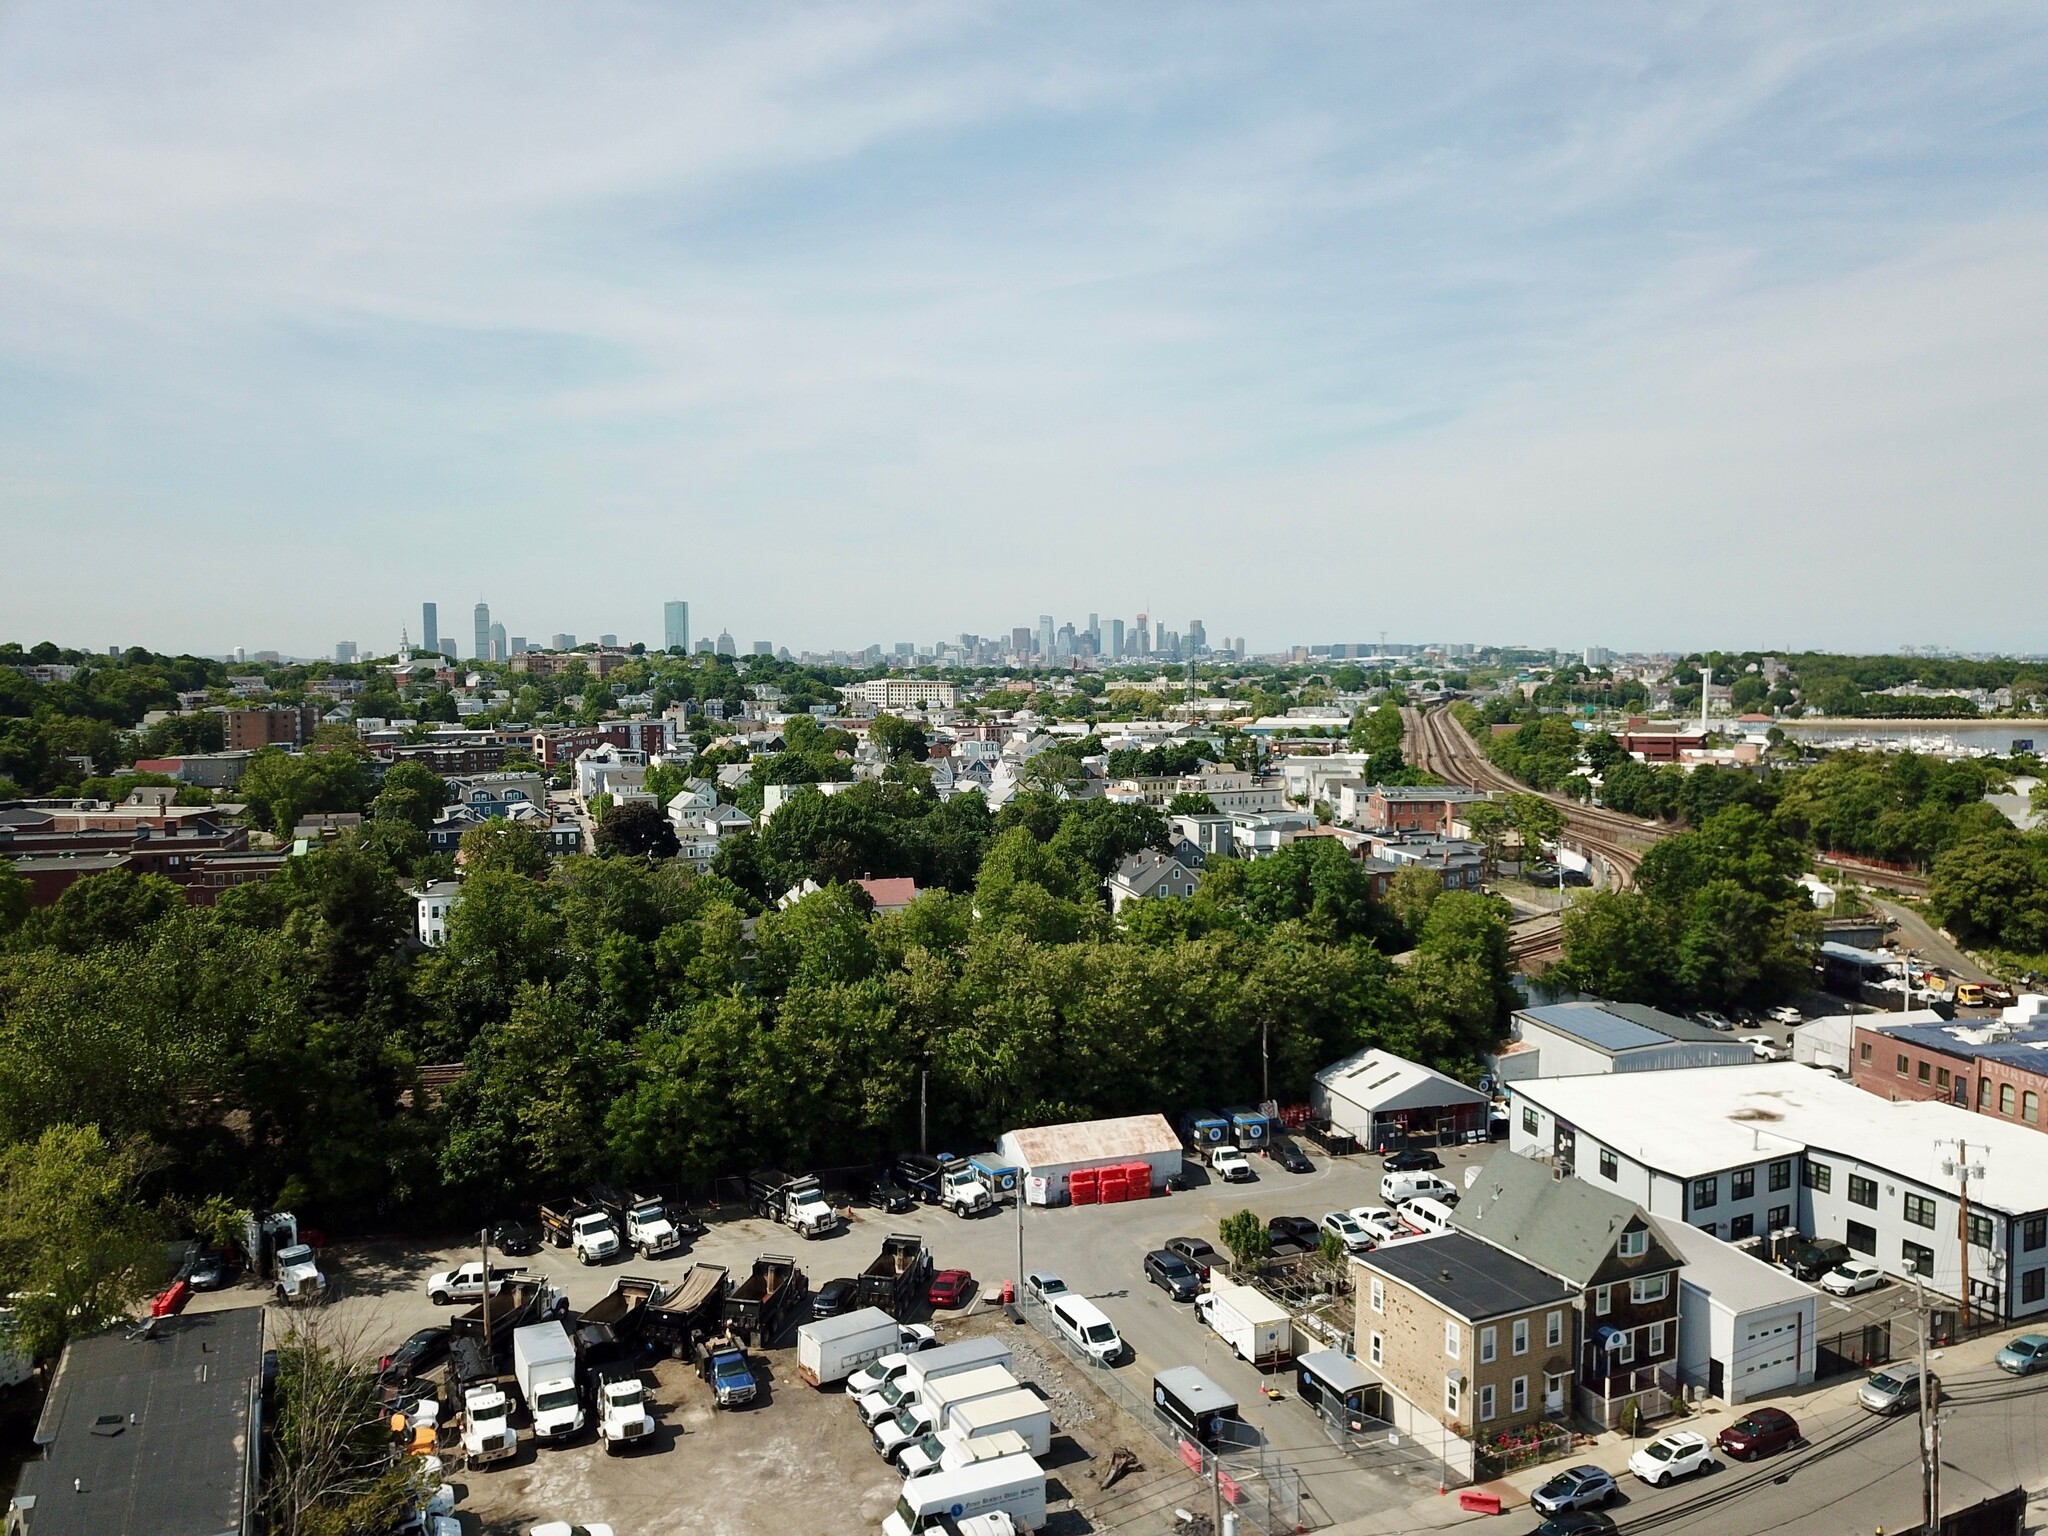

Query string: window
1730 1214 1755 1240
1630 1275 1669 1305
1479 1326 1497 1364
1903 1241 1934 1278
2026 1270 2046 1305
1512 1319 1529 1356
1445 1320 1461 1359
1522 1105 1539 1136
1903 1193 1937 1229
1770 1160 1792 1192
1968 1211 1994 1250
1698 1220 1718 1236
1649 1321 1667 1356
1370 1278 1384 1315
1847 1220 1877 1255
1369 1330 1384 1366
2025 1216 2046 1252
1896 1053 1910 1077
1511 1375 1528 1413
1445 1377 1460 1417
1937 1067 1951 1091
1804 1161 1832 1194
1731 1168 1755 1201
1692 1176 1719 1211
1860 1040 1872 1062
1981 1077 1993 1110
1477 1383 1496 1422
1594 1285 1612 1316
1614 1329 1635 1364
1768 1204 1791 1231
2002 1084 2017 1116
1599 1148 1618 1181
1618 1228 1647 1258
1546 1310 1563 1348
1849 1174 1878 1209
2027 1092 2040 1126
1917 1060 1931 1083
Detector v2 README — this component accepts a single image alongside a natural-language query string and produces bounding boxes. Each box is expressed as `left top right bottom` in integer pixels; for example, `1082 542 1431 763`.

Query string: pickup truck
699 1341 757 1408
588 1185 686 1259
539 1203 621 1265
426 1261 527 1307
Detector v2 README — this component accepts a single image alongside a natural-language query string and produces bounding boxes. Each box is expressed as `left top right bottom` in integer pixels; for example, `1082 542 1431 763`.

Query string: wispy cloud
0 1 2044 652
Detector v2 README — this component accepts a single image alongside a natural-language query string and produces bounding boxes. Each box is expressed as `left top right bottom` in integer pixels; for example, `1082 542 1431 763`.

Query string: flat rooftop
1518 1000 1724 1052
1356 1230 1575 1322
1511 1063 2048 1214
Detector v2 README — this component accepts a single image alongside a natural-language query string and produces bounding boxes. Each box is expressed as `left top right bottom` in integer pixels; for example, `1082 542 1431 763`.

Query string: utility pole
919 1068 928 1155
479 1226 492 1364
1210 1442 1224 1536
1261 1018 1269 1106
1938 1139 1985 1331
1915 1276 1938 1533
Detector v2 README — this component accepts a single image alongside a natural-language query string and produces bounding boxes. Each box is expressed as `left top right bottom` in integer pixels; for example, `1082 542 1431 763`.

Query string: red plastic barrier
1070 1169 1099 1206
1098 1167 1127 1204
1457 1490 1501 1515
150 1278 191 1317
1220 1469 1244 1505
1124 1161 1152 1198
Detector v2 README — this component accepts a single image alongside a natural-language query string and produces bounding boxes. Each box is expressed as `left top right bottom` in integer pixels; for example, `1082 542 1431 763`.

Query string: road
1874 897 1994 984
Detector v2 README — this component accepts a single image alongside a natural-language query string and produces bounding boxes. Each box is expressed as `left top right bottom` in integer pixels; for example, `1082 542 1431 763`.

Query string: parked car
1267 1137 1313 1174
1381 1148 1441 1172
1791 1238 1851 1282
380 1327 452 1382
1144 1250 1202 1301
1982 983 2017 1008
927 1270 974 1309
1267 1215 1320 1249
1995 1334 2048 1375
1693 1011 1735 1031
1767 1005 1804 1025
184 1244 235 1292
1737 1034 1785 1061
1529 1464 1618 1515
1165 1238 1218 1280
1859 1365 1925 1415
1559 867 1592 887
1349 1207 1410 1244
1320 1211 1372 1253
1025 1271 1069 1304
1953 983 1987 1008
1716 1406 1800 1460
1531 1514 1616 1536
1627 1430 1716 1486
491 1221 541 1257
811 1277 858 1319
1819 1260 1886 1296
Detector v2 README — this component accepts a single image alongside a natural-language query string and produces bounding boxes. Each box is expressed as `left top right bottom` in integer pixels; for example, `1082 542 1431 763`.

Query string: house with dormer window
1454 1149 1685 1429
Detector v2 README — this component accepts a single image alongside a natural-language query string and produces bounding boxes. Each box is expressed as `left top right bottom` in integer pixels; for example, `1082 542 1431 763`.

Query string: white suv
1628 1431 1715 1487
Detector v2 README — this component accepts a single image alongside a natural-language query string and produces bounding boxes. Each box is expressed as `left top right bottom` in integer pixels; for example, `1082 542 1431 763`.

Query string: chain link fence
1016 1288 1321 1534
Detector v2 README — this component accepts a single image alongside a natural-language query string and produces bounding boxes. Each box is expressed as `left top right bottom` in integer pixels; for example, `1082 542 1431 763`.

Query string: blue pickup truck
700 1343 757 1408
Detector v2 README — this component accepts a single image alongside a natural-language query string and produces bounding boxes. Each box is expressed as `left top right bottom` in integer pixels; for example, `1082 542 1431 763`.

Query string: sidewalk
1314 1322 2021 1536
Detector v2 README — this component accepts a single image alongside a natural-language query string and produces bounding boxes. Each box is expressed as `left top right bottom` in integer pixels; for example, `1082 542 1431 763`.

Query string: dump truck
746 1169 842 1239
538 1201 621 1264
575 1274 658 1363
856 1233 933 1320
644 1262 729 1358
893 1153 993 1218
724 1254 805 1347
587 1185 686 1259
244 1211 328 1303
450 1275 564 1359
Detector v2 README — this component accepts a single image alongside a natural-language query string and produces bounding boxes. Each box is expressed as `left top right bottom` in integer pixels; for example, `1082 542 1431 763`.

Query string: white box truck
946 1388 1053 1457
512 1320 584 1443
873 1365 1018 1461
797 1306 900 1388
899 1427 1033 1482
1195 1275 1290 1367
883 1454 1046 1536
857 1336 1012 1420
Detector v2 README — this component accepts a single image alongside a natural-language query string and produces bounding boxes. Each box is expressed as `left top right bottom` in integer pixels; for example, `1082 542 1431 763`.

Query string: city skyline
2 6 2044 654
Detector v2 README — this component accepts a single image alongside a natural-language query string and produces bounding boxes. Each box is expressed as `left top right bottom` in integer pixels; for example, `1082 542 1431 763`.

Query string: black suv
1382 1147 1442 1172
1267 1137 1313 1174
1793 1238 1851 1282
1144 1249 1202 1301
812 1277 858 1318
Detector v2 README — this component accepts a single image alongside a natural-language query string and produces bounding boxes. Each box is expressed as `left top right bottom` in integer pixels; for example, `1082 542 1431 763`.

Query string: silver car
1858 1365 1922 1414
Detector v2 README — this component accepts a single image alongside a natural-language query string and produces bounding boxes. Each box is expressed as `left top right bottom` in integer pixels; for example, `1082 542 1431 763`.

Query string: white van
1049 1294 1125 1365
1400 1196 1457 1235
883 1452 1047 1536
1381 1171 1459 1206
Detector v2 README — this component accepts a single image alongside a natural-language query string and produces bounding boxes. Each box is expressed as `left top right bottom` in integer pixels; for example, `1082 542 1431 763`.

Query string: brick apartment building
530 721 666 769
1853 1019 2048 1133
225 705 322 750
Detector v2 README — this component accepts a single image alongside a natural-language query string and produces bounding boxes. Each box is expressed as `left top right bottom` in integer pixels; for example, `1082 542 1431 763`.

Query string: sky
2 2 2045 659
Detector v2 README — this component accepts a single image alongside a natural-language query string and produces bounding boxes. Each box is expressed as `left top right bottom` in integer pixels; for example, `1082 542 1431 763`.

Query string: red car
1716 1406 1800 1460
927 1269 974 1308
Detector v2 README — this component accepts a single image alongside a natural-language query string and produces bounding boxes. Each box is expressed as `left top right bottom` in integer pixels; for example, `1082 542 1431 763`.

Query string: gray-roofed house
1452 1149 1685 1428
1652 1216 1817 1404
1353 1231 1577 1438
1496 999 1757 1083
1107 848 1198 914
10 1307 264 1536
1313 1048 1490 1150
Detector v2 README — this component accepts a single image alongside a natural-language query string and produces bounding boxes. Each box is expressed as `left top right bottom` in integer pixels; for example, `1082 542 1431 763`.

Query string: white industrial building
1508 1064 2048 1323
997 1114 1182 1205
1654 1217 1817 1403
1313 1048 1491 1149
1789 1010 1938 1076
1495 1001 1757 1082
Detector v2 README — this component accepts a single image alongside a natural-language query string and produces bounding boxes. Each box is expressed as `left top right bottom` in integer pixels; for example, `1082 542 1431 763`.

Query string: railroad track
1401 704 1669 886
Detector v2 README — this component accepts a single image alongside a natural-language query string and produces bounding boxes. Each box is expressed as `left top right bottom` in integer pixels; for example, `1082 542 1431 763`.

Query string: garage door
1735 1308 1805 1399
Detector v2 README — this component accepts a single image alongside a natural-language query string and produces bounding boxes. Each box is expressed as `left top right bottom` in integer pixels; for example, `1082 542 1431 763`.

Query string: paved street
1873 897 1994 984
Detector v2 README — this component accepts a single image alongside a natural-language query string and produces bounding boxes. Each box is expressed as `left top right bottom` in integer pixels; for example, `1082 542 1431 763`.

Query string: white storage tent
997 1114 1182 1205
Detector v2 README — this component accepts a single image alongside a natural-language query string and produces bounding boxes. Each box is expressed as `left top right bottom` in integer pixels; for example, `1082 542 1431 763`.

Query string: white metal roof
1316 1048 1489 1114
999 1113 1180 1170
1512 1062 2048 1215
